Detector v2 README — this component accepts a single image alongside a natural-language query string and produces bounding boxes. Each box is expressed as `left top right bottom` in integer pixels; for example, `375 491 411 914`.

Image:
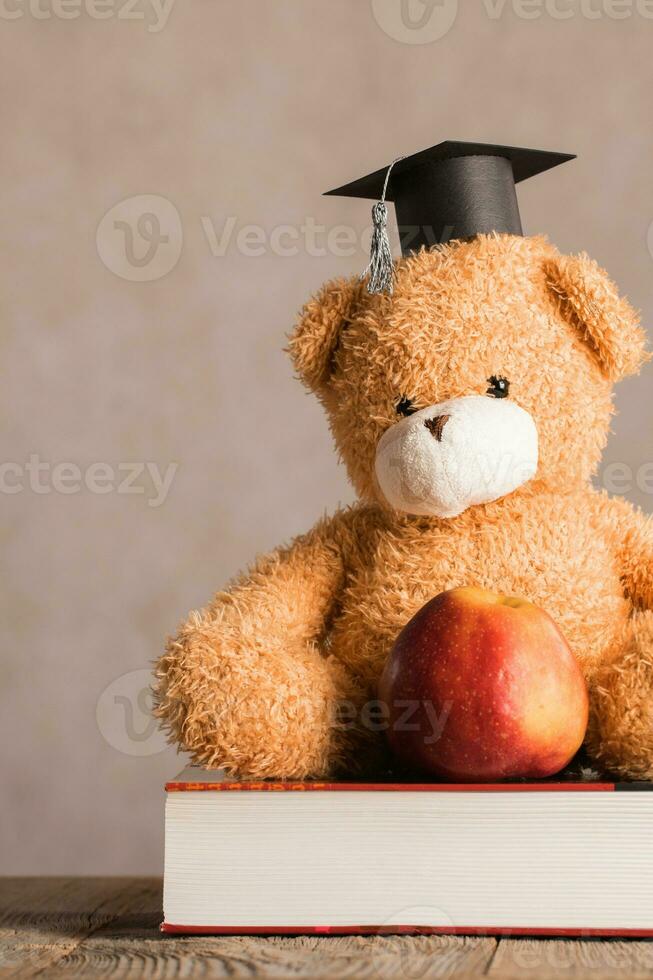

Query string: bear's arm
620 509 653 611
599 495 653 610
154 508 369 777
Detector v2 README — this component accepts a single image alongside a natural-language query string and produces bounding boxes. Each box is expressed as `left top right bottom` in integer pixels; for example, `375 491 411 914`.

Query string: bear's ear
545 252 648 382
288 276 363 393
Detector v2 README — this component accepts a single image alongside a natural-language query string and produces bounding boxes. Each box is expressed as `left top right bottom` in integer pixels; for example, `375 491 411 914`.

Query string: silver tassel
362 201 394 295
361 156 404 296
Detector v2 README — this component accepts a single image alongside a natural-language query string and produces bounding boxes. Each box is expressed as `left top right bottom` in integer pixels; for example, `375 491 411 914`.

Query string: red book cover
165 779 617 793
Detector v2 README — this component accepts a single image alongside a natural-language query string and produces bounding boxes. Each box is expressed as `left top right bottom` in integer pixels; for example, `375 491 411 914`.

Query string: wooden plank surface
1 878 652 979
0 877 160 978
488 937 653 980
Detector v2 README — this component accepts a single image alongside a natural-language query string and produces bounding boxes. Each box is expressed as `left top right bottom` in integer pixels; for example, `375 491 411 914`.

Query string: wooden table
2 878 653 978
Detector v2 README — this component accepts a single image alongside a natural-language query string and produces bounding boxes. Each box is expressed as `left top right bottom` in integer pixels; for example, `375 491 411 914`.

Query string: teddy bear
155 232 653 782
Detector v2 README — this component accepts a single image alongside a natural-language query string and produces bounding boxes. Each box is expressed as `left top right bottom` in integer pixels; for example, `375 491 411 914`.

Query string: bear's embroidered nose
424 414 450 441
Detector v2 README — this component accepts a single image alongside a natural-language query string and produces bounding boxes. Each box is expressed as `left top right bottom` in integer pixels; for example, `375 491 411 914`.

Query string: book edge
160 922 653 937
165 780 617 792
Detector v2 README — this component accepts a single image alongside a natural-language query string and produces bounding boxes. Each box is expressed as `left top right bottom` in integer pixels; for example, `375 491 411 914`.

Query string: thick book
162 767 653 936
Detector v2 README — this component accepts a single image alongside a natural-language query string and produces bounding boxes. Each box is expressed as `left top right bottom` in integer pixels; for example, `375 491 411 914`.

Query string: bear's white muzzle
374 395 538 518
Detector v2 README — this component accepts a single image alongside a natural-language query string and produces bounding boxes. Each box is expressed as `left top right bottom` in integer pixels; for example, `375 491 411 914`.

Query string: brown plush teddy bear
155 228 653 782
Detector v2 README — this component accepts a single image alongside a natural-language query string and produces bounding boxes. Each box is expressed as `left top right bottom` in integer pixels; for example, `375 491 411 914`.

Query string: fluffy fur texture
155 233 652 780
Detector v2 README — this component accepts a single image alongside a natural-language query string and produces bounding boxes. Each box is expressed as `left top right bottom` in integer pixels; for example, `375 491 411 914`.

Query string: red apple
378 586 589 781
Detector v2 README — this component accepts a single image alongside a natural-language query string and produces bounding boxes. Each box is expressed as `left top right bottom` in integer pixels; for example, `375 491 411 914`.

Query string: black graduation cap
325 140 575 292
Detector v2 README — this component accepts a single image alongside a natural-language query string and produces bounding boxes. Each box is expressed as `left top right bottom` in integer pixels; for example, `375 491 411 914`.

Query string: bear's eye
486 376 510 399
396 396 416 417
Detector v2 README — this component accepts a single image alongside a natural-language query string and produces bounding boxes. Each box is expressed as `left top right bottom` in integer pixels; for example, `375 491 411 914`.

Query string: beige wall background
2 0 652 874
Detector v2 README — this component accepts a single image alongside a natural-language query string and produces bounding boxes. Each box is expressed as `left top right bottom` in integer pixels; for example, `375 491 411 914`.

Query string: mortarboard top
325 140 575 256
